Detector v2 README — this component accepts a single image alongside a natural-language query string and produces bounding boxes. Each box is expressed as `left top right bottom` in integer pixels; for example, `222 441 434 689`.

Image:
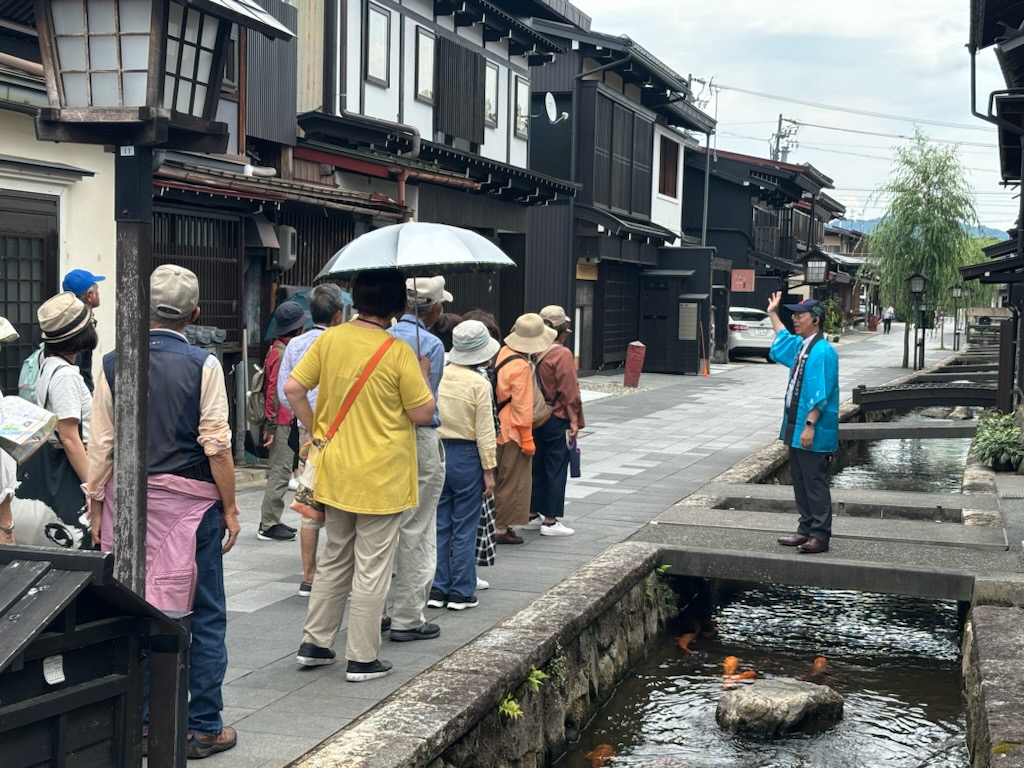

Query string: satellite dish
544 92 558 123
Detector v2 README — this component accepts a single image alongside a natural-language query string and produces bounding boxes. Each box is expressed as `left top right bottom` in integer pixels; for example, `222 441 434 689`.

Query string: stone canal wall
291 542 680 768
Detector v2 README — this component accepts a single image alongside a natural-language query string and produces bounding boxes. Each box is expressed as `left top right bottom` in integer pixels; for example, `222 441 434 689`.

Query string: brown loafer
186 726 237 759
495 530 524 545
796 537 829 555
777 533 809 547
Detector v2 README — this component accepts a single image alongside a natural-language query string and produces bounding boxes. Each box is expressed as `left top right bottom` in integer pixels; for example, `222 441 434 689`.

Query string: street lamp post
907 273 927 370
951 284 964 352
32 0 293 594
804 255 829 305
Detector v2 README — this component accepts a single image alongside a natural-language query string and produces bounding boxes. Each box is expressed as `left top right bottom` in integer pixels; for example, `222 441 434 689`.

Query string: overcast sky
571 0 1016 232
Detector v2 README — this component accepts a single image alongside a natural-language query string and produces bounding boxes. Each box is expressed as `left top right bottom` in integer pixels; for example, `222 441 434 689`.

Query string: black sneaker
296 642 336 666
258 524 296 541
298 581 312 597
346 659 394 682
389 622 441 642
280 523 297 533
426 588 448 608
380 616 392 633
446 593 479 611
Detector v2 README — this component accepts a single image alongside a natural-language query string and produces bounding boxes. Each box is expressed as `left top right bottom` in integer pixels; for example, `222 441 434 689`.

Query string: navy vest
103 330 212 478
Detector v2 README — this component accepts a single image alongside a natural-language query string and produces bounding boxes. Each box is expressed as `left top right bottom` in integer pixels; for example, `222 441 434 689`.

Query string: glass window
366 4 390 86
485 62 498 126
415 28 434 103
514 76 529 139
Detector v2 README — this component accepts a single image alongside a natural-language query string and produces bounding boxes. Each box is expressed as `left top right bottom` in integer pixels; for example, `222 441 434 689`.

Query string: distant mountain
832 218 1008 240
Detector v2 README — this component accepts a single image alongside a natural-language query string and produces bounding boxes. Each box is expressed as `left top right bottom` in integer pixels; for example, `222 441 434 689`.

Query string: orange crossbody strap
324 336 396 442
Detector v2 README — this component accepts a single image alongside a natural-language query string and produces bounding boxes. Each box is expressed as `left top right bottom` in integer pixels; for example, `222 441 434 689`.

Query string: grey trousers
789 446 832 543
260 422 295 530
390 428 445 631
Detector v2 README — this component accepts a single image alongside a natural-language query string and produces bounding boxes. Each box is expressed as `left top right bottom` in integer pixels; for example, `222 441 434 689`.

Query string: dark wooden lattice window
435 36 485 146
0 191 59 394
602 263 639 363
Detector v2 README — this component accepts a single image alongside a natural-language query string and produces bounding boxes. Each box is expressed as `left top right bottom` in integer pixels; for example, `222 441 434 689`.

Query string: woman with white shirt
14 292 97 548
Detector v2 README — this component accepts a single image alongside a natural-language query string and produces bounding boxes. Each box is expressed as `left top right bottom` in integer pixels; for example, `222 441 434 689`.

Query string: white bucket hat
448 320 500 366
0 316 19 344
504 313 556 355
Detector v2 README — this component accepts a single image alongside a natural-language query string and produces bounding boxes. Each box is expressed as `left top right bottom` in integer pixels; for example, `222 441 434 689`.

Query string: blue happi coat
769 329 839 453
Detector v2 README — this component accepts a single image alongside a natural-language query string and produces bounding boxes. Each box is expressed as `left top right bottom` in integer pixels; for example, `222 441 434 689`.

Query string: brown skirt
494 441 532 529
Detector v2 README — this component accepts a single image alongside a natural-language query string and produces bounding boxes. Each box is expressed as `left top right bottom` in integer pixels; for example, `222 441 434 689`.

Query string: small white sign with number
43 654 66 685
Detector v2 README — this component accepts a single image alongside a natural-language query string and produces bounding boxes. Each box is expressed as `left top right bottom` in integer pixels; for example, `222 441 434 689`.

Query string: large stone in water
716 678 844 736
949 406 974 420
920 407 953 419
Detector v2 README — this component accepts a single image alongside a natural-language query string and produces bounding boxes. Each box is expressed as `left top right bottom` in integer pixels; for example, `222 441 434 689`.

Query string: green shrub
971 412 1024 470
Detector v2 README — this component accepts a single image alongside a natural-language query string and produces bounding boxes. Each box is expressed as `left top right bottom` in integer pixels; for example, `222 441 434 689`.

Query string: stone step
652 506 1009 552
838 420 976 439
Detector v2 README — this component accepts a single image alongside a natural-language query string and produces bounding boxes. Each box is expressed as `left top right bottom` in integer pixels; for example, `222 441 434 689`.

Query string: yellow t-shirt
290 323 432 514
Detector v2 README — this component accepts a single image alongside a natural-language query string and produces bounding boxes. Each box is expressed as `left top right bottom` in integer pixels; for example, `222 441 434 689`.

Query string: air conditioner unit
271 225 297 271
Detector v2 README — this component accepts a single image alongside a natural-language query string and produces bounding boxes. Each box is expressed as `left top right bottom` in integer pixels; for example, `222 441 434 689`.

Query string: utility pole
772 113 783 160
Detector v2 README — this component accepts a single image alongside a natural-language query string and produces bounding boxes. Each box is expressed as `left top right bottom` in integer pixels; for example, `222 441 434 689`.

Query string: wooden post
112 146 152 597
997 319 1013 413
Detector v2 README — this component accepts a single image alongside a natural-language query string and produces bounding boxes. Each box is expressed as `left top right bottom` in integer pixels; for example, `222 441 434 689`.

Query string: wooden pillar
997 319 1013 413
112 146 152 597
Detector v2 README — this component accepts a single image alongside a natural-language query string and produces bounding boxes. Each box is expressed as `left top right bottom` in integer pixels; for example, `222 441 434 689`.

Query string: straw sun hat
504 313 556 355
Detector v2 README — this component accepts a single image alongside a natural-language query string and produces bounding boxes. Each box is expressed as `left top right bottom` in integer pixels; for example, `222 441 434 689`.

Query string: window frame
365 3 391 88
657 134 680 199
414 27 434 104
484 61 499 127
514 75 529 139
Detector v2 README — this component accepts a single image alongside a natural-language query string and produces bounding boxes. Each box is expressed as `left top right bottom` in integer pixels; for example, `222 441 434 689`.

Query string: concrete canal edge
291 542 681 768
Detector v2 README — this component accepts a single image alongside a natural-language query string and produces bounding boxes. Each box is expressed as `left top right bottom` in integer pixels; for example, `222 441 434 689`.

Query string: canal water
560 584 966 767
829 413 972 493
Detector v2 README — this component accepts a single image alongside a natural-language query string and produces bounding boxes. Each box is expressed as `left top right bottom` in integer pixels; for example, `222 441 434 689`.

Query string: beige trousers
494 441 532 529
301 506 402 663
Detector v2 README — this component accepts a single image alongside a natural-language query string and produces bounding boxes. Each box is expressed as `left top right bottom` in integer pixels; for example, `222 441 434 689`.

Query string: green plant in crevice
498 694 523 720
525 666 549 693
655 563 676 607
971 412 1024 469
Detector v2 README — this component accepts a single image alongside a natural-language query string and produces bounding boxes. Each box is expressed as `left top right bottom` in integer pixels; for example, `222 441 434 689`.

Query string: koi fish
722 656 740 676
585 743 616 767
802 655 830 681
676 633 698 655
723 670 757 688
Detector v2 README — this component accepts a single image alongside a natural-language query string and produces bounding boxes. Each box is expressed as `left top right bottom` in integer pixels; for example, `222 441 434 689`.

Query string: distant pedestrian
61 269 104 392
430 320 499 611
87 264 241 758
431 312 463 353
14 292 97 549
0 315 20 547
493 313 556 544
882 305 894 334
385 276 451 643
766 293 839 555
526 305 584 537
256 302 310 542
286 268 434 681
275 284 347 596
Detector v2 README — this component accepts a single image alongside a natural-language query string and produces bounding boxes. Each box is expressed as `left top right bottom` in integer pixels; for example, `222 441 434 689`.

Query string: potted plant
822 297 843 342
971 412 1024 471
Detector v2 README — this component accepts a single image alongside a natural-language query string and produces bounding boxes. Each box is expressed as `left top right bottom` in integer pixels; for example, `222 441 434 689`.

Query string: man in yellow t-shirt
285 268 434 682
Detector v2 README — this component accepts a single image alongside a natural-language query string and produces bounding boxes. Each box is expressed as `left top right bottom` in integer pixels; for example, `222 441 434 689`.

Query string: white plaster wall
342 0 362 111
0 112 117 364
402 16 433 138
651 125 683 237
480 60 509 163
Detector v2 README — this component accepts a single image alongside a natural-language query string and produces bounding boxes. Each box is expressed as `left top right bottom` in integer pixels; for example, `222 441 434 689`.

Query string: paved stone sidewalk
217 323 954 767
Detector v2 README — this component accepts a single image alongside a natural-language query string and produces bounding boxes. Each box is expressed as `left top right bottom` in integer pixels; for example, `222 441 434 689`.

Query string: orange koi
722 655 740 676
676 632 698 655
585 743 616 767
723 670 757 688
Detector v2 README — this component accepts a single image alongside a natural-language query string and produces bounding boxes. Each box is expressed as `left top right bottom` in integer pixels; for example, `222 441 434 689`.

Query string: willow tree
867 131 979 367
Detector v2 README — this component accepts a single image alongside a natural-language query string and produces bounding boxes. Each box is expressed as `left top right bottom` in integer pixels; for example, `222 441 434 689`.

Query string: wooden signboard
732 269 755 292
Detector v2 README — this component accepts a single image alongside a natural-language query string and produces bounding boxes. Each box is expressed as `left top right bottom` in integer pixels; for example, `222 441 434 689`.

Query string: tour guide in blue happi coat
766 292 839 555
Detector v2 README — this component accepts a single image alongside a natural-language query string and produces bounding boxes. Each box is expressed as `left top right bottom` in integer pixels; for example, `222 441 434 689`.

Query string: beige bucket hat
504 312 556 355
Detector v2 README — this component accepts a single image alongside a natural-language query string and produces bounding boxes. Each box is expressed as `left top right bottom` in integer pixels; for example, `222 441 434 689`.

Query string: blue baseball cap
62 268 105 297
782 298 825 318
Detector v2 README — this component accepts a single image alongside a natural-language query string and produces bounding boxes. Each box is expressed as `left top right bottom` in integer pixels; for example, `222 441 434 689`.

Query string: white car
728 307 775 360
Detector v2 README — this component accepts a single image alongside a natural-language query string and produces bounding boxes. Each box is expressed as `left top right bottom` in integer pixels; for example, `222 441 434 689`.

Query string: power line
792 120 994 148
709 82 995 132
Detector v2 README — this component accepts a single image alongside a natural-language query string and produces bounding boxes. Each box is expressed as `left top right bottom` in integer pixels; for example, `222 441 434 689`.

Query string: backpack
18 344 45 403
494 353 554 429
246 341 285 432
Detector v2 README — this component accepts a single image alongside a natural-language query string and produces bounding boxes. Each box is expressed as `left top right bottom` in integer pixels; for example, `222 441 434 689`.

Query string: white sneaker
540 520 574 537
288 477 299 491
524 516 544 530
476 577 490 590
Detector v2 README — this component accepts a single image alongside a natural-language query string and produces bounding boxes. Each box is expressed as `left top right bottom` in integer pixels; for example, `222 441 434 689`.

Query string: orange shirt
494 346 534 451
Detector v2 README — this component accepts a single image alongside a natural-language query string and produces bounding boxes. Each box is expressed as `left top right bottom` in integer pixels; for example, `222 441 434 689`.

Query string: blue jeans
530 415 570 518
142 501 227 736
434 440 482 598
